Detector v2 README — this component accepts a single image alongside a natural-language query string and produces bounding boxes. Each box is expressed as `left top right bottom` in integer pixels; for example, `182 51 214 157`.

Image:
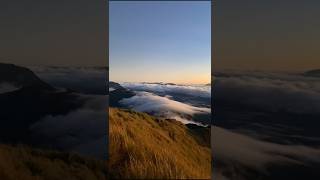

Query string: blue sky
109 1 211 84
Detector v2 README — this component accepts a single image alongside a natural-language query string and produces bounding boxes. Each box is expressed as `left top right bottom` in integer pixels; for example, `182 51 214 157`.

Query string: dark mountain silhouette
303 69 320 77
0 63 53 90
0 63 84 147
109 81 124 90
109 81 135 107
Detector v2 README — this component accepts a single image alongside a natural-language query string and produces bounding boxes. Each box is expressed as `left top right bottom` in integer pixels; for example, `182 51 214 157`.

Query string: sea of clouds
25 66 108 159
26 66 320 176
119 91 210 126
212 126 320 180
213 71 320 114
115 82 211 125
212 70 320 179
121 82 211 98
29 94 108 159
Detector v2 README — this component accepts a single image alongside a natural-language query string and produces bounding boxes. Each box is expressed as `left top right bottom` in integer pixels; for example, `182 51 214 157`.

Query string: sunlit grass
109 108 211 179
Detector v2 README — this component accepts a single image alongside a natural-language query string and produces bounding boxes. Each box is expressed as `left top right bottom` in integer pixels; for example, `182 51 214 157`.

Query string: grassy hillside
0 144 106 180
109 108 211 179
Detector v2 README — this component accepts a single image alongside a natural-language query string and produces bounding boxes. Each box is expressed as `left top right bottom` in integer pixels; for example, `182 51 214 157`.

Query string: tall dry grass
0 144 106 180
109 108 211 179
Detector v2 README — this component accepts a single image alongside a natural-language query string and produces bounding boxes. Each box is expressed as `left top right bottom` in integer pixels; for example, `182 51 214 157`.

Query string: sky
1 0 319 72
215 0 320 72
109 1 211 84
0 0 107 67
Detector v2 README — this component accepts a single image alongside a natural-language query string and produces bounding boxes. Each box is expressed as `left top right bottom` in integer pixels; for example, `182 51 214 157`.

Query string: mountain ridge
0 63 53 90
304 69 320 77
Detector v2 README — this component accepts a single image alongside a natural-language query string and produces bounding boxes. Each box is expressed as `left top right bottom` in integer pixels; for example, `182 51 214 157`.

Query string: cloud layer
30 94 107 159
213 126 320 180
213 71 320 179
214 71 320 114
120 91 210 126
31 66 107 95
121 82 211 98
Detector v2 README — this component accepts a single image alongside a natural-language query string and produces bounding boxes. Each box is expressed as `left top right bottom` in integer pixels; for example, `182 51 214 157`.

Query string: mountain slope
109 108 211 179
0 144 106 180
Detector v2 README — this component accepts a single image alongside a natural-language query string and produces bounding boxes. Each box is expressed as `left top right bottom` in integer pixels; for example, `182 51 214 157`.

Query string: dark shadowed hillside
0 63 107 161
0 144 106 180
0 63 52 90
0 63 84 145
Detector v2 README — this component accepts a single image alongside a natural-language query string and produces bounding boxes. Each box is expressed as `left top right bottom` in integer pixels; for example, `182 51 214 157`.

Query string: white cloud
120 91 210 126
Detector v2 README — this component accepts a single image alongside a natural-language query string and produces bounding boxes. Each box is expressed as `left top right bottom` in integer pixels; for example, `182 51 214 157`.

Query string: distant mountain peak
303 69 320 77
0 63 53 90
